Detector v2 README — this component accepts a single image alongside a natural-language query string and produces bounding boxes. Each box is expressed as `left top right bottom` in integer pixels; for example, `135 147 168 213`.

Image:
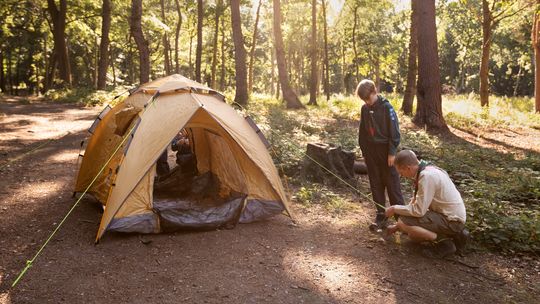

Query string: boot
420 238 456 259
369 212 388 232
453 228 470 255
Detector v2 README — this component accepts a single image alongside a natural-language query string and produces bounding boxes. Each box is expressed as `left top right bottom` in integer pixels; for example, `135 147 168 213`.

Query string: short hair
355 79 377 100
395 150 419 167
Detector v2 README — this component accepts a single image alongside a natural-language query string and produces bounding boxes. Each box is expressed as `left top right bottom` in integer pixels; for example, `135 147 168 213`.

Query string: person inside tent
153 129 197 197
171 129 196 175
156 150 170 176
384 150 470 258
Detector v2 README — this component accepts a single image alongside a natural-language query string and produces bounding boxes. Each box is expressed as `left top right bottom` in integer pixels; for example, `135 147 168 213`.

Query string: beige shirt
394 167 466 223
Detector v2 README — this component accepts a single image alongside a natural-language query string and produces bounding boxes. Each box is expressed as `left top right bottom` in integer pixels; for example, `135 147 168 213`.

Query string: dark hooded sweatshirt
358 95 400 156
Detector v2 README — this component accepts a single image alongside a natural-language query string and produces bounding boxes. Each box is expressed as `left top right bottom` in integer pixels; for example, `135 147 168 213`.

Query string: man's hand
388 155 395 167
385 206 395 218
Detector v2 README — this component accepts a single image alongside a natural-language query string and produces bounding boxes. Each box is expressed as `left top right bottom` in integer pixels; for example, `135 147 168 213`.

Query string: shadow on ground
0 100 538 304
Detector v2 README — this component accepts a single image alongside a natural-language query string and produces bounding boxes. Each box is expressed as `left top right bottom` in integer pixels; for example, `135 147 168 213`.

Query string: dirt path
1 98 539 304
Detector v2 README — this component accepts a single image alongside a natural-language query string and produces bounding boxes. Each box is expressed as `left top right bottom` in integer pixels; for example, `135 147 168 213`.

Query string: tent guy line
231 100 386 211
10 92 159 288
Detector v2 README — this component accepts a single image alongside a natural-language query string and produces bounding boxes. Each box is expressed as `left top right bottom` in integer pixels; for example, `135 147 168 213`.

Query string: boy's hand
385 206 395 218
388 155 395 167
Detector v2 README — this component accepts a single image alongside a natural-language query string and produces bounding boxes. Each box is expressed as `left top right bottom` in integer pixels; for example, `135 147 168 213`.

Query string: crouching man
385 150 469 258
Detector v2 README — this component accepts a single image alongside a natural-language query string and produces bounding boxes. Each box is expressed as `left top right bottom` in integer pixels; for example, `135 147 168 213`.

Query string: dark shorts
400 211 464 237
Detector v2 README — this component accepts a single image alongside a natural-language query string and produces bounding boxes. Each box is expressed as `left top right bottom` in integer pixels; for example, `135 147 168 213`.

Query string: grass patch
443 94 540 130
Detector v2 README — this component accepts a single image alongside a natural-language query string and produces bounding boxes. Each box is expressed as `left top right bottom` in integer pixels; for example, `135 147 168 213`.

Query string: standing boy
356 79 404 230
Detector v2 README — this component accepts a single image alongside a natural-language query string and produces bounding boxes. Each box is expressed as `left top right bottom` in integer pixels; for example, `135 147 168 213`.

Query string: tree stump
304 143 355 181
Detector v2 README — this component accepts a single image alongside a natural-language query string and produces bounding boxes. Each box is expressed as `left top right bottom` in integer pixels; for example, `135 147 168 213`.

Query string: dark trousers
156 150 170 176
361 143 404 213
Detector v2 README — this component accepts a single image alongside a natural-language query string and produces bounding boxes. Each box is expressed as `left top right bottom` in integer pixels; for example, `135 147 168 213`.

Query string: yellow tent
74 74 291 242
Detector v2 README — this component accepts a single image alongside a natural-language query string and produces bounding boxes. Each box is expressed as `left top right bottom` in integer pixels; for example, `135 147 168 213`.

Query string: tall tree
195 0 203 82
97 0 111 90
220 15 226 91
402 0 418 115
0 49 5 93
230 0 248 105
211 0 222 88
130 0 150 84
321 0 330 101
533 0 540 113
174 0 182 73
248 0 263 94
474 0 526 106
272 0 304 108
308 0 318 105
160 0 171 75
47 0 71 87
352 5 359 83
413 0 447 130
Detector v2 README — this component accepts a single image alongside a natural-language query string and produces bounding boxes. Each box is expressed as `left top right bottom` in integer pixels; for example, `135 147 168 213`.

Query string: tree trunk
272 0 304 109
533 1 540 113
130 0 150 84
7 50 12 94
93 39 98 87
352 6 359 83
15 52 20 95
402 0 418 115
413 0 447 130
480 0 492 107
174 0 182 74
111 49 116 86
513 64 522 96
341 38 346 93
230 0 249 105
0 50 5 93
97 0 111 89
248 0 262 94
161 0 171 76
189 33 193 78
220 15 226 91
47 0 71 87
322 0 330 101
195 0 203 82
374 55 380 91
211 0 222 88
270 45 275 96
308 0 318 105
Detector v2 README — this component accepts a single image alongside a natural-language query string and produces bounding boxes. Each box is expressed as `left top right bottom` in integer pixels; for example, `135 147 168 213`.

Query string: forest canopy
0 0 537 104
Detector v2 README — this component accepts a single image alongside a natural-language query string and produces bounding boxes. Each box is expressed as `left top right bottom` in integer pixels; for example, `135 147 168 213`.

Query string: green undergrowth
42 86 539 253
246 93 539 254
43 86 130 106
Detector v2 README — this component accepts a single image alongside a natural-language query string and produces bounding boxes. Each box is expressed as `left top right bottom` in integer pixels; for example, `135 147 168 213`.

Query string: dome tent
74 74 291 242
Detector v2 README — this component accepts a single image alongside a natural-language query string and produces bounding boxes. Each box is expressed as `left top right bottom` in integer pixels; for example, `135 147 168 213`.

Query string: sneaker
453 228 470 254
420 239 456 259
369 213 388 232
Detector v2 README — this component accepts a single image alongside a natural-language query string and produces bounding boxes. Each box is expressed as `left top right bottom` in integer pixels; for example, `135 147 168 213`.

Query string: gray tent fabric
239 199 285 223
108 213 159 234
153 196 247 231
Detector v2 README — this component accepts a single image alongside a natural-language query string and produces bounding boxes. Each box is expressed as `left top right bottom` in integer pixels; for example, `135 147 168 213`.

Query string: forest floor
0 95 539 304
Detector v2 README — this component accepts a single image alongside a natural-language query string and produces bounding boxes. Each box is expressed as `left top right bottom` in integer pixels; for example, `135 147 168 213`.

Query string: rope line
11 90 150 288
231 101 386 211
268 129 386 210
0 136 58 171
